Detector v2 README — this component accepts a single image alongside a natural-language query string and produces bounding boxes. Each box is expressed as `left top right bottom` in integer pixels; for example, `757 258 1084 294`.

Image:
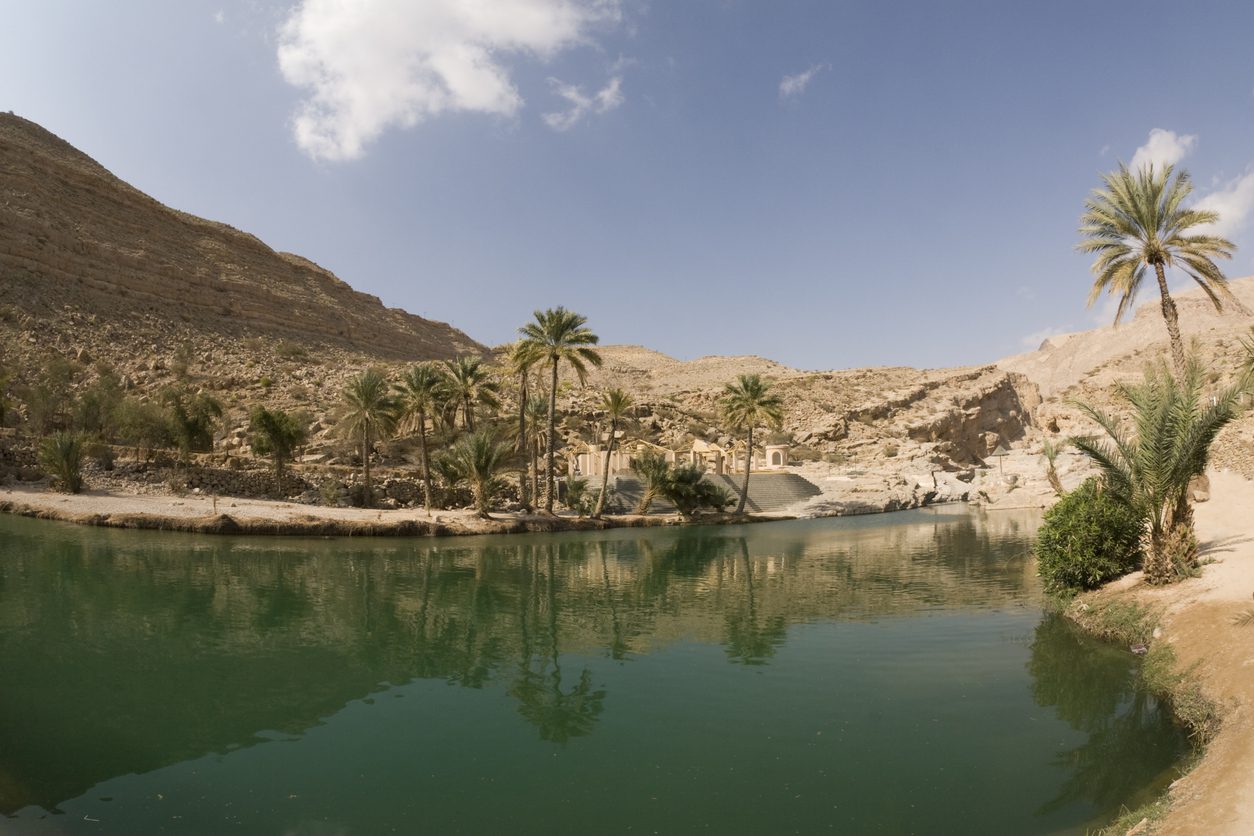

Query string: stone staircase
600 472 821 515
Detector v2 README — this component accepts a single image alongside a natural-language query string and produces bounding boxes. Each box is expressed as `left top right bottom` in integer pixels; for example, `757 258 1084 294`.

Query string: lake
0 508 1188 834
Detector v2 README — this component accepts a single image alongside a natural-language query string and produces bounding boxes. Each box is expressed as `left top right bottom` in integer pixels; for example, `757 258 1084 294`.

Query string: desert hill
0 112 482 360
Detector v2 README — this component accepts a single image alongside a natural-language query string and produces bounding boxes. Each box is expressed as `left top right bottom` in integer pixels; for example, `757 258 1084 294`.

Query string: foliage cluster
1036 478 1143 593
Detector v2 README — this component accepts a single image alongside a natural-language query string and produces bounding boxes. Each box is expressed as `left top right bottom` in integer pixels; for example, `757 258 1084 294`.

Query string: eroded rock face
0 113 482 361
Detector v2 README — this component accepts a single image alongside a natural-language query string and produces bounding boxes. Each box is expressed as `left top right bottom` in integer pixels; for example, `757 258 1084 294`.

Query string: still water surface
0 509 1187 834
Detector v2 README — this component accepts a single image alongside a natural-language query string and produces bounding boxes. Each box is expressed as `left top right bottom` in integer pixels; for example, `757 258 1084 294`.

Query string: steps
600 471 820 515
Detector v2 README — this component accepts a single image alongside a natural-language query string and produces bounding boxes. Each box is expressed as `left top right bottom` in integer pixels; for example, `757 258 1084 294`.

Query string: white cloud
1128 128 1196 173
779 64 826 100
542 75 623 131
277 0 622 160
213 9 225 25
1021 325 1070 350
1195 169 1254 240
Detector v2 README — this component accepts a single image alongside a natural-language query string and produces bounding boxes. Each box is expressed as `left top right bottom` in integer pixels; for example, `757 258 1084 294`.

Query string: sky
3 0 1254 371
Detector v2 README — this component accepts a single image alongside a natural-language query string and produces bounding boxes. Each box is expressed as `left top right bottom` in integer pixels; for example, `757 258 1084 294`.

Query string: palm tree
1071 357 1249 584
629 449 670 515
1078 163 1238 376
339 369 399 507
38 431 87 494
440 429 512 519
525 394 548 506
518 308 603 513
592 387 633 518
396 363 447 512
442 355 499 432
248 406 309 493
507 341 544 512
720 374 783 516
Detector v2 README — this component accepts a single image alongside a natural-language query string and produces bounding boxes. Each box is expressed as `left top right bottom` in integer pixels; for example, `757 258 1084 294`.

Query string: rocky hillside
0 113 482 360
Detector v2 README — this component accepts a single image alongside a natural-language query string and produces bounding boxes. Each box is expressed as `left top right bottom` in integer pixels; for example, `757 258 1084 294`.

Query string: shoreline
0 485 798 538
1065 469 1254 835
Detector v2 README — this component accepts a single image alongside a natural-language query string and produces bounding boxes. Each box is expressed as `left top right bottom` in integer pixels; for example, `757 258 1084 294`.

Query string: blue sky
4 0 1254 370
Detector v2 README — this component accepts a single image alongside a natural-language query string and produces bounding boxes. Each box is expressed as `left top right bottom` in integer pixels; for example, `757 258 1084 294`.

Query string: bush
1036 477 1142 593
38 431 87 494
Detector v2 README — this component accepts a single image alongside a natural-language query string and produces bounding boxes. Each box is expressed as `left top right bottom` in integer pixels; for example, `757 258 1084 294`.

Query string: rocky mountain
0 113 482 360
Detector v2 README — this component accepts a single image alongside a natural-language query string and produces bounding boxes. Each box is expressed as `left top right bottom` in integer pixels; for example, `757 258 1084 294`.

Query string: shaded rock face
0 113 482 361
903 372 1039 464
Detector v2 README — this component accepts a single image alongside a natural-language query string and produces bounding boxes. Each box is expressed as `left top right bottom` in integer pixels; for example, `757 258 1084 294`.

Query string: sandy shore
1083 470 1254 835
0 484 716 537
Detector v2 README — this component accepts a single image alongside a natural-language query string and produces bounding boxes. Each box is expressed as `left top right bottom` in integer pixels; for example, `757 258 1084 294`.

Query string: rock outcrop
0 113 482 361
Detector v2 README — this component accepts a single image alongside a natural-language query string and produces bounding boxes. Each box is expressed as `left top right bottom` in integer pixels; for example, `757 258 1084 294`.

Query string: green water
0 509 1188 835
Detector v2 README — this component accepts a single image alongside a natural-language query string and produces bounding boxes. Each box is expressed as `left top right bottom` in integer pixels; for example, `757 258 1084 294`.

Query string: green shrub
1036 477 1142 593
38 431 87 494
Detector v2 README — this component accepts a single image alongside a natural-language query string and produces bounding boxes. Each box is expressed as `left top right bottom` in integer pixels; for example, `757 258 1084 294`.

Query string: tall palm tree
1078 163 1238 376
525 394 548 506
592 387 633 518
396 362 448 512
1071 357 1249 584
339 369 399 507
442 355 500 432
508 341 544 512
720 374 783 516
518 308 602 513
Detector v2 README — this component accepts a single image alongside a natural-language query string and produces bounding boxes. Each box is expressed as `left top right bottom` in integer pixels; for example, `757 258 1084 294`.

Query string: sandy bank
1079 470 1254 835
0 485 767 538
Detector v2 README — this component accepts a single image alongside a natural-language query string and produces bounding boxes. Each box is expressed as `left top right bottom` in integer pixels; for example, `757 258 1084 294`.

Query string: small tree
592 387 633 519
442 355 500 432
1071 357 1248 584
659 462 735 520
163 388 223 466
39 431 87 494
1040 439 1065 497
630 449 671 514
21 356 75 435
116 397 173 461
248 406 309 493
440 429 512 519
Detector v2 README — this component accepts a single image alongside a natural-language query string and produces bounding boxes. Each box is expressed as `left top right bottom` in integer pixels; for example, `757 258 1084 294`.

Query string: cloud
213 9 224 25
1195 169 1254 240
779 64 826 100
277 0 621 160
1128 128 1196 173
542 75 623 131
1021 325 1070 350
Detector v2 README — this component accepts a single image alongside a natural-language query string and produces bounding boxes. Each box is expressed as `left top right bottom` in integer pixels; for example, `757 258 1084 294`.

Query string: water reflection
0 509 1187 833
1028 614 1186 816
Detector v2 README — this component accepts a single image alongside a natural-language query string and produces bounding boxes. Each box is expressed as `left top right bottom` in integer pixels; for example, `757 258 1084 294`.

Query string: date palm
396 362 447 512
592 387 633 518
443 355 499 432
1071 357 1248 584
441 429 512 519
508 341 544 512
339 369 399 507
720 374 783 516
1078 163 1238 376
519 308 602 513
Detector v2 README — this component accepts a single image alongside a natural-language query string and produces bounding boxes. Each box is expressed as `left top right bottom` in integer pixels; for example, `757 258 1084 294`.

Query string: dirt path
1127 470 1254 834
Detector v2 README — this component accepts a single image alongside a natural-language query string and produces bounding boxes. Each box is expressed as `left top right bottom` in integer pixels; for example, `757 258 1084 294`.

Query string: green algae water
0 509 1188 835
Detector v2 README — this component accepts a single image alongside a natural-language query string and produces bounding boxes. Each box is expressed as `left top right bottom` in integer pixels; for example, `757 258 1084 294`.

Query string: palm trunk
593 418 616 518
517 371 530 512
544 360 558 513
418 406 433 512
1154 263 1188 377
464 395 475 432
362 426 372 508
530 435 540 511
736 426 753 515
